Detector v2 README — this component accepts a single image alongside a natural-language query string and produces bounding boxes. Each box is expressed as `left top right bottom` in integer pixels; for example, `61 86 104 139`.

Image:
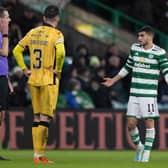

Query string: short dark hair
44 5 59 19
138 26 155 36
0 6 6 18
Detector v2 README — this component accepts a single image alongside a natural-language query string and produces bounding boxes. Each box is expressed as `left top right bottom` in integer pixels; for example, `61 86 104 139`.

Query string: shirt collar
43 22 54 28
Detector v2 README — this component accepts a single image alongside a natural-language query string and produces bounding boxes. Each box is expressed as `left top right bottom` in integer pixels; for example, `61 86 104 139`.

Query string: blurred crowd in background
1 0 168 109
72 0 168 34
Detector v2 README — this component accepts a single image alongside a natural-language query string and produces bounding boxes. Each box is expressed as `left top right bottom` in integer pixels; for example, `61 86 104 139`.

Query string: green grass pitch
0 150 167 168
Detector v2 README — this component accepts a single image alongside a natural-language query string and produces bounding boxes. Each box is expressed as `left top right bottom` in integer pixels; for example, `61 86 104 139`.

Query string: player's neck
45 21 57 28
143 42 153 50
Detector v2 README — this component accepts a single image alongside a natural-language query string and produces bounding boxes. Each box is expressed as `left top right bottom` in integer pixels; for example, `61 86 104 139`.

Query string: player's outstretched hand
101 77 115 87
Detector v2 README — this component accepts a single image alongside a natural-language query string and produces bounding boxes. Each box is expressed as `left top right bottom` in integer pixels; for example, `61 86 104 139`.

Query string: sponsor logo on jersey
139 57 145 63
134 62 150 69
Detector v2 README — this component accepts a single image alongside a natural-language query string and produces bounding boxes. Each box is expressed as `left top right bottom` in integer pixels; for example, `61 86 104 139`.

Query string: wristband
2 34 8 38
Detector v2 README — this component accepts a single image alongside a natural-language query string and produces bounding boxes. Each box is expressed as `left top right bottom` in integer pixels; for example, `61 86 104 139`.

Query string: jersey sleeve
13 44 27 70
159 50 168 82
55 31 64 45
55 32 65 73
18 31 30 48
118 48 133 77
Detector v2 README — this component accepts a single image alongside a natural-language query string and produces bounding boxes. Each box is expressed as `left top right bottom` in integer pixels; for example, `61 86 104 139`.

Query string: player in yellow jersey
13 5 65 164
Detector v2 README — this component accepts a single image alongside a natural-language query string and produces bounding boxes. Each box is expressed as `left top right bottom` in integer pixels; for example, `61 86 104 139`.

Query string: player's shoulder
25 28 35 35
26 27 40 36
131 43 141 50
54 28 64 37
55 30 64 44
152 44 166 55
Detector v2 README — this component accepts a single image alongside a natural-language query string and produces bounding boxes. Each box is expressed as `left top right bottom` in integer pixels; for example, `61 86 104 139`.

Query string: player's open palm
101 77 115 87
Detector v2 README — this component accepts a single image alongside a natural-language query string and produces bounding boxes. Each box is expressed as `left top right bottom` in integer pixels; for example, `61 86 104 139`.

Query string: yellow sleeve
13 44 27 70
55 32 65 72
55 43 65 72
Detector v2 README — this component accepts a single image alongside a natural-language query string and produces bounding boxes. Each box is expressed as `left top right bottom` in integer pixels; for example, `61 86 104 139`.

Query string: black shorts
0 76 8 111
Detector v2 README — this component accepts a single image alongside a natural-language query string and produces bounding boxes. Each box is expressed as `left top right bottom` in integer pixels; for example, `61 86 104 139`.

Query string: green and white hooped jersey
119 43 168 97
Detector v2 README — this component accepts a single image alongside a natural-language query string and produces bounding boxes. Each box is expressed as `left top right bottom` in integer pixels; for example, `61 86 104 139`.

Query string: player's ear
56 15 60 22
43 16 47 22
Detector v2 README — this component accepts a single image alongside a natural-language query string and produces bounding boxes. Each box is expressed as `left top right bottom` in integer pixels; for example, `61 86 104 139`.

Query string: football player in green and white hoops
102 26 168 162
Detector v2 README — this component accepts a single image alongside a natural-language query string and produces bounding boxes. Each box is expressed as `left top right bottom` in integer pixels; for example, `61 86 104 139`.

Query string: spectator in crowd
4 0 25 27
105 43 120 58
108 81 128 108
103 49 129 107
9 23 22 50
73 44 90 72
65 79 95 109
88 77 111 108
95 66 105 82
89 55 101 74
9 66 29 106
99 57 106 68
16 7 41 35
106 55 122 77
8 23 22 69
60 67 78 93
158 74 168 104
77 67 91 92
74 55 87 70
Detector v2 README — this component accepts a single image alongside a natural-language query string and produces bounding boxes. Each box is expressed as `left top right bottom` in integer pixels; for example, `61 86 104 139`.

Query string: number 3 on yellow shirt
33 49 42 69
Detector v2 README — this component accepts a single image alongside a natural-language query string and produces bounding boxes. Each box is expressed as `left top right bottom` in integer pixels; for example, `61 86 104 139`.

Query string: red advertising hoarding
0 109 168 150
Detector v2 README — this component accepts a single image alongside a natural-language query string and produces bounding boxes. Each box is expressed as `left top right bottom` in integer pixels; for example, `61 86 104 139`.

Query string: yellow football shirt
17 25 65 86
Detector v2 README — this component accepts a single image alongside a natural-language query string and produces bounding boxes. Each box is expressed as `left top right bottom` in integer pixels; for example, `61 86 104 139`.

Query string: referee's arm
0 35 8 56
